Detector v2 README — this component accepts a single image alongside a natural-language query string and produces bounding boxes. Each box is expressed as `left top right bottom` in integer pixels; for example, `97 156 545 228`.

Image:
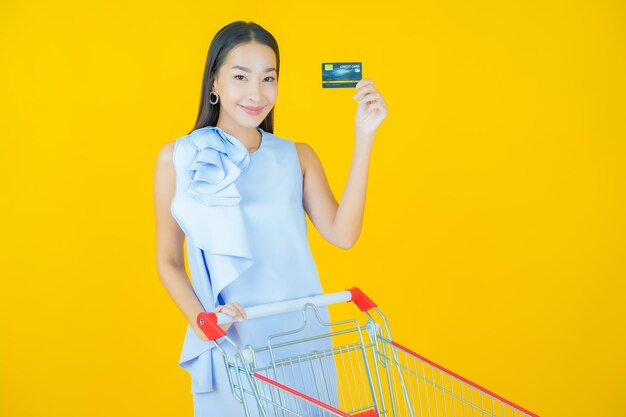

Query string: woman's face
212 41 278 130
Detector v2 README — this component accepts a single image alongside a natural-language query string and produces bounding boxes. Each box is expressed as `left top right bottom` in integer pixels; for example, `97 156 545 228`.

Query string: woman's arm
298 78 388 249
153 143 244 340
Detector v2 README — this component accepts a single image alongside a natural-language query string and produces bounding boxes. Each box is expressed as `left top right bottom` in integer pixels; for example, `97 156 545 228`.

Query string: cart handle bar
197 287 377 341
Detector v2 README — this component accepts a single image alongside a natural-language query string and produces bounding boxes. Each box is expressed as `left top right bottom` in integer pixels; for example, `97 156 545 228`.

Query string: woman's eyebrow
231 65 276 73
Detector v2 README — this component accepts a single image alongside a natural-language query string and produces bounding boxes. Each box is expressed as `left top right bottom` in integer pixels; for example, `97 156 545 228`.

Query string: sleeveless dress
170 125 336 416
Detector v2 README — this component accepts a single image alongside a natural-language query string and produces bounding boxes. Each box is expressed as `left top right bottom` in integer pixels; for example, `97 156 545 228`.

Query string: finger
231 302 247 320
360 100 387 115
213 306 240 331
365 99 387 110
354 90 385 104
214 303 246 320
353 85 378 99
355 78 374 89
364 96 387 108
367 92 386 106
355 84 376 94
217 305 237 318
368 104 388 118
358 92 383 104
358 97 384 111
221 304 245 321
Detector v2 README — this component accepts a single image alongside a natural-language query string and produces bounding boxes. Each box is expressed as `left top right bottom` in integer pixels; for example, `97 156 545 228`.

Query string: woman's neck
216 121 261 152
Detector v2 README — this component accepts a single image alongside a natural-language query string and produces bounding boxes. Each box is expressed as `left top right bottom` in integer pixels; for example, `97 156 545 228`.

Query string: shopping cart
197 288 538 417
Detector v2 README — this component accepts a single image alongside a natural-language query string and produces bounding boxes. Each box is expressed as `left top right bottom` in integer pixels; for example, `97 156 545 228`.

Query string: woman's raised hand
353 78 388 139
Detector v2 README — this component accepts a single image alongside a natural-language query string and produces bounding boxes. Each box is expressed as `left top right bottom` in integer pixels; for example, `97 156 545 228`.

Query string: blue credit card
322 62 362 88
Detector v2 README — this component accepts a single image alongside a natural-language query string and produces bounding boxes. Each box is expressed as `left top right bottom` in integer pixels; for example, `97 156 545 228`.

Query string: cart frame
197 288 539 417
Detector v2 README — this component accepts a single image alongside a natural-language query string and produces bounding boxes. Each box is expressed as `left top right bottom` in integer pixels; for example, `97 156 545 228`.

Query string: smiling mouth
240 105 265 115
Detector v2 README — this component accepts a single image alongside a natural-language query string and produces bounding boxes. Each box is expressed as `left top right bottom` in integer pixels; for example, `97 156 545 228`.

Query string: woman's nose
247 80 261 101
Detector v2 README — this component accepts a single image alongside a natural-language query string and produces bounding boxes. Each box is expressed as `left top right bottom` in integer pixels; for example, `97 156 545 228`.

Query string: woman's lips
240 105 264 115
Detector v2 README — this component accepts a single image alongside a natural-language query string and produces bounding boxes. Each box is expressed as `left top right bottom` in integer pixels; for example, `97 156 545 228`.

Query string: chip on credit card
322 62 362 88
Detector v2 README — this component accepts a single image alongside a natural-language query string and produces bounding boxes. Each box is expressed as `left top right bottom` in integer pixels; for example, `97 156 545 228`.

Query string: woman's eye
234 75 246 80
264 76 275 82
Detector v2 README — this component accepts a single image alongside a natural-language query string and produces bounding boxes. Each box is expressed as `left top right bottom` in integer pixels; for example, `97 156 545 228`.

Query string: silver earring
209 91 220 105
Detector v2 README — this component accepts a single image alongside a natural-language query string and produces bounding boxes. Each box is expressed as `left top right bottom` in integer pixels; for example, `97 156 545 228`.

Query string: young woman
154 21 387 416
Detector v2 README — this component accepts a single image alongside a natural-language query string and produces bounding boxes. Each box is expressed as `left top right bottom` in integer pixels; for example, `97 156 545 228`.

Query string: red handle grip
348 287 377 311
197 312 226 341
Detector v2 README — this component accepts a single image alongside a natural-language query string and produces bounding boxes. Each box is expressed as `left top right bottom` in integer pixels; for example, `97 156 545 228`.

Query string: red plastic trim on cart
253 373 378 417
197 311 226 341
392 341 540 417
347 287 377 311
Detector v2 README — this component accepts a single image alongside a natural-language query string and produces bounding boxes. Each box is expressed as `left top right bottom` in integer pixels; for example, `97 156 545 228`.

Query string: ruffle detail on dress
186 126 250 206
171 126 259 306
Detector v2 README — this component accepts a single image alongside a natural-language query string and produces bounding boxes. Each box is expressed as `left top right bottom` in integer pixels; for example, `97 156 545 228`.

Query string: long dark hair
189 21 280 135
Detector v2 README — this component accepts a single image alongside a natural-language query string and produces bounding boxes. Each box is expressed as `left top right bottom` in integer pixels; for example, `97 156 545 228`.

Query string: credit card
322 62 362 88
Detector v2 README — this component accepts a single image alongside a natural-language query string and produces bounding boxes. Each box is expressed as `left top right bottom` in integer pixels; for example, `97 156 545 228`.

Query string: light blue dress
170 125 336 416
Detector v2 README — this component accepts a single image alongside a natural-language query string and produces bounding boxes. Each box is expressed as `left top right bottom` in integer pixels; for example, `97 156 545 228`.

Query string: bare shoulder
294 142 320 175
294 141 315 156
154 141 178 191
154 141 178 205
155 141 178 181
157 141 176 165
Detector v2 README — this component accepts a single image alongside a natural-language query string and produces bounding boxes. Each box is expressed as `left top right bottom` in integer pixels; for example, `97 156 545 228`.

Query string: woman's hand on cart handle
214 302 247 332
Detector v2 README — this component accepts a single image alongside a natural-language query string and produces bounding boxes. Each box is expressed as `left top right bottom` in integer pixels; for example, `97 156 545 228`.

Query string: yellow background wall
1 1 624 416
